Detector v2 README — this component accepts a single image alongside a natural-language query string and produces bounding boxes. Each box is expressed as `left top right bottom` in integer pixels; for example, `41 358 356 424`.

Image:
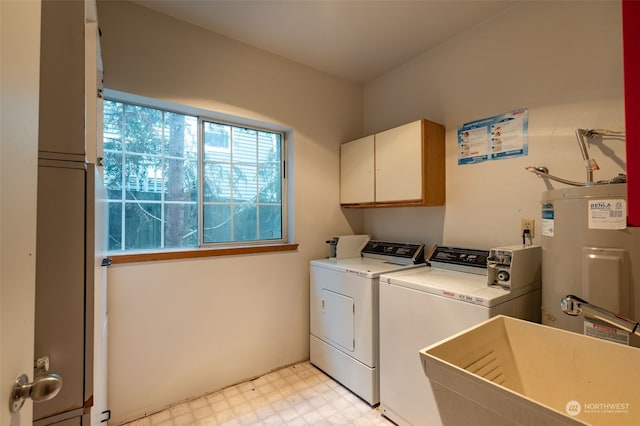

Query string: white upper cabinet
340 119 445 208
375 120 423 203
340 135 375 205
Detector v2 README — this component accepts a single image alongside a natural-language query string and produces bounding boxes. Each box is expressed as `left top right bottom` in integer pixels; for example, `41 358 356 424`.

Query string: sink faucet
561 294 640 337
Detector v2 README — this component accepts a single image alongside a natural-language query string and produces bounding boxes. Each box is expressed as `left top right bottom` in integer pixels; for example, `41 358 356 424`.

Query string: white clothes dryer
310 240 426 405
379 246 541 426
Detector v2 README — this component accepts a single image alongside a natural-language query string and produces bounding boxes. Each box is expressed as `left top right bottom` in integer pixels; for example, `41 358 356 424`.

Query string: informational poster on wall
458 108 528 165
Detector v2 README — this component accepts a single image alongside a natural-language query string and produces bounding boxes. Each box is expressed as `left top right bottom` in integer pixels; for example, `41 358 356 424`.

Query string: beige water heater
541 184 640 347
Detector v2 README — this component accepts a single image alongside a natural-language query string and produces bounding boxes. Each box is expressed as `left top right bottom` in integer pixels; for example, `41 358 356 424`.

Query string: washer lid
382 268 515 307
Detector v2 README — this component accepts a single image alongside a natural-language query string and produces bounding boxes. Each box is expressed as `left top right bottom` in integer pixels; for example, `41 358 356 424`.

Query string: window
103 97 286 252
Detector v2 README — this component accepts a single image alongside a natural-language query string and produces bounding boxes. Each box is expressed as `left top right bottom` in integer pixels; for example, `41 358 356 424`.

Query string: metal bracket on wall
100 409 112 423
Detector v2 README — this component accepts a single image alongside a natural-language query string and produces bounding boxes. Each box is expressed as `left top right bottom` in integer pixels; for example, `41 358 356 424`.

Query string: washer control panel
487 245 541 292
428 246 489 275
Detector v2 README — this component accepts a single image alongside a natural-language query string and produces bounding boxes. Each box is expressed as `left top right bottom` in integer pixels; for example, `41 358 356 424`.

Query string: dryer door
310 265 376 366
320 289 354 351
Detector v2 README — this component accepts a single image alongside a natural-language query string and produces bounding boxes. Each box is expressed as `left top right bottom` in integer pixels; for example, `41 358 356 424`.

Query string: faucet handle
560 295 584 316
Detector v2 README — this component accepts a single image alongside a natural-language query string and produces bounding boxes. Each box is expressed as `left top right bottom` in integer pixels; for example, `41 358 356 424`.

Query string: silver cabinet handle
9 373 62 413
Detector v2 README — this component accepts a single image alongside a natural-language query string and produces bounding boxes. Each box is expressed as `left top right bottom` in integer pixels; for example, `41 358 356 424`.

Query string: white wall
99 0 628 422
363 1 626 249
97 1 363 422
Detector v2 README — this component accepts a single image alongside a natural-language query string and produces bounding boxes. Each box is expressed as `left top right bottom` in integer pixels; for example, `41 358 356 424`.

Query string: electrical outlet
521 218 535 238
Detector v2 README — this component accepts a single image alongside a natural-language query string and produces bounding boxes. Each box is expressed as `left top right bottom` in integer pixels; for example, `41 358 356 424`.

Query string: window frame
198 117 287 248
102 90 291 259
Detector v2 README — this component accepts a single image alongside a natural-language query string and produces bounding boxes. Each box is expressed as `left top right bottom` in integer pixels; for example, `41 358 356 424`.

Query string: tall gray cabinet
34 0 107 424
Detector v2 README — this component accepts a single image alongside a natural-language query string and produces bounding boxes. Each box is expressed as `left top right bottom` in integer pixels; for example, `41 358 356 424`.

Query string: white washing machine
310 240 427 405
379 245 542 426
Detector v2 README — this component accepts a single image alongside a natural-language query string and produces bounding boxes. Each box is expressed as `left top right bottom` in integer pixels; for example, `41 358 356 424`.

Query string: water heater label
541 202 554 237
584 318 629 345
587 199 626 230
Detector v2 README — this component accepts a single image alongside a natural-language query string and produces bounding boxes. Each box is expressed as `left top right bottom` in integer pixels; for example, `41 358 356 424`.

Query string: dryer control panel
361 241 425 265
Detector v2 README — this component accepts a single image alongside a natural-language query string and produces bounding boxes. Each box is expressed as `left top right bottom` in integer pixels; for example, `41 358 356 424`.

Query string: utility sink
420 315 640 425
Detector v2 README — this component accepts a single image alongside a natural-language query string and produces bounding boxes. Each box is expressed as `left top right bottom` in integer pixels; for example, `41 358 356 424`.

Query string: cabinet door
34 164 87 422
340 135 375 204
38 0 86 160
375 120 423 203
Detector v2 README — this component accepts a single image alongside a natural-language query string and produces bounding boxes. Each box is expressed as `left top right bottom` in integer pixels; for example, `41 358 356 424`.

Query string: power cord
522 229 532 246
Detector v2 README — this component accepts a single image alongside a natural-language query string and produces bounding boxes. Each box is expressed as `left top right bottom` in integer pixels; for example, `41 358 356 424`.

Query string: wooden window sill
108 243 299 265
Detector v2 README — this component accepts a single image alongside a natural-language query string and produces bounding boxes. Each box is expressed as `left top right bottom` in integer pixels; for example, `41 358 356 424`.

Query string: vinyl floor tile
124 362 391 425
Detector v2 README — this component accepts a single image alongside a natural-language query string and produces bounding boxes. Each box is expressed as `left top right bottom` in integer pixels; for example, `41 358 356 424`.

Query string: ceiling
130 0 513 84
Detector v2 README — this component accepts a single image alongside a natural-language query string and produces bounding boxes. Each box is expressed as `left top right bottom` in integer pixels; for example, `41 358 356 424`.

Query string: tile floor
123 361 392 425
